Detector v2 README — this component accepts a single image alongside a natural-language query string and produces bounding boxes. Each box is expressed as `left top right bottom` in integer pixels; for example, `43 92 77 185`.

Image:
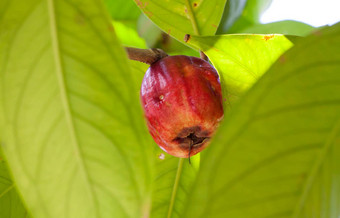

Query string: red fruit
140 55 224 158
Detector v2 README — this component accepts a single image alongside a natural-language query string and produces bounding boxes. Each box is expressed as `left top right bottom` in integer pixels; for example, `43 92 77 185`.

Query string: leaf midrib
184 0 200 35
47 0 99 217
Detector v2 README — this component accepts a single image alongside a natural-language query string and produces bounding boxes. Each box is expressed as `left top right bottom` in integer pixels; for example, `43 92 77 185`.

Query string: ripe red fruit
140 55 224 158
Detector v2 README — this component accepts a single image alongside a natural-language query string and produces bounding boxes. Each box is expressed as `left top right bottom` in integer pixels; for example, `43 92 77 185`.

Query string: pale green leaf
0 149 28 218
134 0 226 44
238 20 315 36
187 34 294 103
183 23 340 218
0 0 153 218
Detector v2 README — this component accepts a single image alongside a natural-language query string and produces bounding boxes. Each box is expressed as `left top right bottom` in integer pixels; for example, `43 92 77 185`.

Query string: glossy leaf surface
0 0 153 217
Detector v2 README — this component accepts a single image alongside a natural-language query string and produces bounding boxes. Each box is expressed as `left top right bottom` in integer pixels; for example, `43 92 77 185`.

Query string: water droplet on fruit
158 153 165 160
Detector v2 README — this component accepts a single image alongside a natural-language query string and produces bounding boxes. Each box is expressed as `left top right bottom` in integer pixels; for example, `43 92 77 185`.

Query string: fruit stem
200 51 208 61
184 34 209 62
188 141 193 164
125 47 168 65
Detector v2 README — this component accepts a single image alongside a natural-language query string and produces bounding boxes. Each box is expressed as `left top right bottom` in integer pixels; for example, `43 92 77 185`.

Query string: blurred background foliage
105 0 315 56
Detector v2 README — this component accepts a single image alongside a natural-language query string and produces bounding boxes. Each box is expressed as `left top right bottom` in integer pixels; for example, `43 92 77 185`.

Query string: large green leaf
0 0 153 217
183 23 340 218
0 149 28 218
187 34 294 104
134 0 226 44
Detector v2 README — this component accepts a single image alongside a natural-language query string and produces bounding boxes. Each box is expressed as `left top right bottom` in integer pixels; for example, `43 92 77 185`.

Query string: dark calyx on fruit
173 126 209 149
140 55 224 158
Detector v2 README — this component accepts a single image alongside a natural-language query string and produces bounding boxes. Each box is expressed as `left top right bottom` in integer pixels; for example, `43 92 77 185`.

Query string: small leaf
187 34 294 103
134 0 226 44
0 0 153 217
183 23 340 218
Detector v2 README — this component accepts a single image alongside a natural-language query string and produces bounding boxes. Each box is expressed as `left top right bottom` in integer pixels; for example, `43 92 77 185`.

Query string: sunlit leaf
187 34 294 103
184 23 340 218
134 0 226 44
0 0 153 217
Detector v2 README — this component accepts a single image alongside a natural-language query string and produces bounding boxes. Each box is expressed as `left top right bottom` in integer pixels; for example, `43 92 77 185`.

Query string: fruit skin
140 55 224 158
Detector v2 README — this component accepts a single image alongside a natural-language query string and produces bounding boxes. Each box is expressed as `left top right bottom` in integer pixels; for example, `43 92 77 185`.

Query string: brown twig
125 47 168 65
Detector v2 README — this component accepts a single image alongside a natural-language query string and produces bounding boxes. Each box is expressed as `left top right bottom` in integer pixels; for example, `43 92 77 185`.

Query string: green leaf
137 14 163 48
240 0 272 22
187 34 294 104
0 0 153 217
0 149 28 218
104 0 141 21
237 20 315 36
134 0 226 44
113 20 147 48
184 23 340 218
217 0 247 34
228 0 272 33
